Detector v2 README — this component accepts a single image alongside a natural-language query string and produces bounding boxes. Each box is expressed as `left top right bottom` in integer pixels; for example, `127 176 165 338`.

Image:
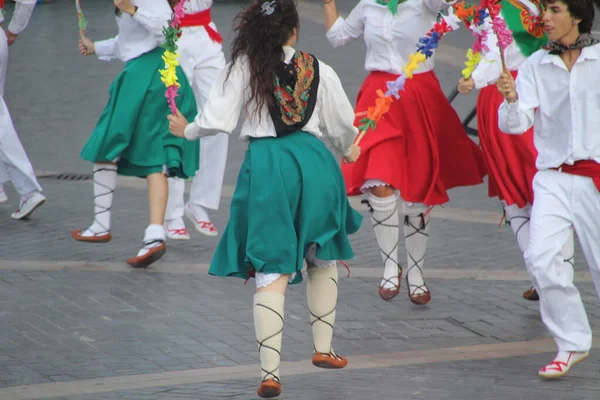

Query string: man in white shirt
497 0 599 379
164 0 228 240
0 0 46 218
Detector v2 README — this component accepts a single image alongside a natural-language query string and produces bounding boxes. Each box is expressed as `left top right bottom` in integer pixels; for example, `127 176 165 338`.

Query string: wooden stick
355 129 368 146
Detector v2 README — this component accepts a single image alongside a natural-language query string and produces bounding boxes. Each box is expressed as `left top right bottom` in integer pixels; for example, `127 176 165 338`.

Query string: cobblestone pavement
0 1 599 399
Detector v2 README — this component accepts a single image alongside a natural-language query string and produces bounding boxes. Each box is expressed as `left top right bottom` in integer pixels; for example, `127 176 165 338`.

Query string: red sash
553 160 600 191
179 9 223 44
0 0 4 8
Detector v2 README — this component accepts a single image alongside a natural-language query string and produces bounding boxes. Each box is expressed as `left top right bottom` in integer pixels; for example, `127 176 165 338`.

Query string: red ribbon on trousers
552 160 600 191
179 9 223 44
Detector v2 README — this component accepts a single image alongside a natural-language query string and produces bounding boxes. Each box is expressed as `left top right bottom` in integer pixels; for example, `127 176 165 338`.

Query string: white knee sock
503 203 531 253
307 264 338 354
403 203 430 295
253 292 285 382
136 224 166 257
82 164 117 236
366 193 401 289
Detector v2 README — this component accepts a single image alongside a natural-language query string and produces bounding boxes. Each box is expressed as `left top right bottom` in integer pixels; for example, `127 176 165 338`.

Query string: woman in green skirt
168 0 362 397
71 0 199 268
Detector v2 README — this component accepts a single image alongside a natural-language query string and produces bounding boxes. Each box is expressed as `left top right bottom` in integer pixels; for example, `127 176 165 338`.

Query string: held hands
114 0 136 16
343 143 361 163
4 29 17 46
457 77 474 95
168 109 189 138
79 34 95 56
497 71 517 103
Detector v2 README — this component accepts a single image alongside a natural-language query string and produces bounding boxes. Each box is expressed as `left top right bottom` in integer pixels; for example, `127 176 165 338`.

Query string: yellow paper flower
402 52 427 79
159 51 181 88
461 49 482 79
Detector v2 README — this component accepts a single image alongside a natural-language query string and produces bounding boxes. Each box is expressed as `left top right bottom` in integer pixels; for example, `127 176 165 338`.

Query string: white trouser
527 169 600 352
166 25 228 219
0 29 41 196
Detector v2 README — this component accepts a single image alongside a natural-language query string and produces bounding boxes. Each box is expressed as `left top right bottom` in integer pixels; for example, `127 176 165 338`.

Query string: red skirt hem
476 71 537 208
343 71 487 206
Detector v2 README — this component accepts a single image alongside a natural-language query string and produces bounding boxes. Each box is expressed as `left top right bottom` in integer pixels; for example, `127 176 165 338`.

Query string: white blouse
184 46 359 157
326 0 455 75
1 0 36 35
94 0 172 62
184 0 213 13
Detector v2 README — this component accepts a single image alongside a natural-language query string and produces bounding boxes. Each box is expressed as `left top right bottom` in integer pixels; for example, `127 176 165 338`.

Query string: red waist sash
179 9 223 44
553 160 600 191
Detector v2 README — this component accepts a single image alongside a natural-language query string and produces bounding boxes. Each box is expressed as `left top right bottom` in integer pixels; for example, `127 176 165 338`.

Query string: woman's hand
457 77 474 94
79 34 95 56
168 109 189 138
343 143 361 163
114 0 136 15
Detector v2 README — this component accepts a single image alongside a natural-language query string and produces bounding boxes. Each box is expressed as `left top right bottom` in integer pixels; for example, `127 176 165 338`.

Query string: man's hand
343 144 361 163
168 109 189 138
457 77 475 95
114 0 137 16
4 29 17 47
497 71 518 103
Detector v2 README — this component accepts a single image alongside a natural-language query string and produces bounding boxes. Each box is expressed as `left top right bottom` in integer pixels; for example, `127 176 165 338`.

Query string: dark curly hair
544 0 596 33
228 0 300 115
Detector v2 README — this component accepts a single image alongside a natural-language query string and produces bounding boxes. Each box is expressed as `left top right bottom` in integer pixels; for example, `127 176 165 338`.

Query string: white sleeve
8 0 37 35
317 62 359 156
326 1 366 48
184 60 245 140
471 23 503 89
422 0 456 15
95 36 119 61
498 59 538 135
131 0 173 40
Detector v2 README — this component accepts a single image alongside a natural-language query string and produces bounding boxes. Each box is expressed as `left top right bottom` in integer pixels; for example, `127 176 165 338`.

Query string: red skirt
476 70 537 207
343 71 487 205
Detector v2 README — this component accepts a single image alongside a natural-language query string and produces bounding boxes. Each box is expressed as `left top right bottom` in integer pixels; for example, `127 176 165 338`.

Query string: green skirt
80 47 199 178
208 132 363 284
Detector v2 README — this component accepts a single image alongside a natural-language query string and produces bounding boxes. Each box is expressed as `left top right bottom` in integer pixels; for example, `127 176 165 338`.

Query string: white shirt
498 44 600 170
184 46 359 157
326 0 455 75
1 0 36 35
94 0 172 62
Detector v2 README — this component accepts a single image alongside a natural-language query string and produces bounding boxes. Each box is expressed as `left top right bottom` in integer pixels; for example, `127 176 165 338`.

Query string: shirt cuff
184 122 201 141
505 99 520 112
94 40 116 61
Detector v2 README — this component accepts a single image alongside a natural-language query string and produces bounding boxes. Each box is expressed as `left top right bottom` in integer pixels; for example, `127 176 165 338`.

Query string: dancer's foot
126 240 166 268
11 192 46 220
523 286 539 301
538 351 588 379
184 203 218 236
312 351 348 369
164 217 190 240
257 378 281 398
406 275 431 305
378 265 402 301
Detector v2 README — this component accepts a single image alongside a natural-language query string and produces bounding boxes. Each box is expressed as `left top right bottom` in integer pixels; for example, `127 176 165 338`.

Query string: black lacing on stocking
404 213 430 295
90 166 116 235
309 276 337 353
255 303 283 383
143 239 164 248
363 199 402 278
564 254 574 269
507 215 530 239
